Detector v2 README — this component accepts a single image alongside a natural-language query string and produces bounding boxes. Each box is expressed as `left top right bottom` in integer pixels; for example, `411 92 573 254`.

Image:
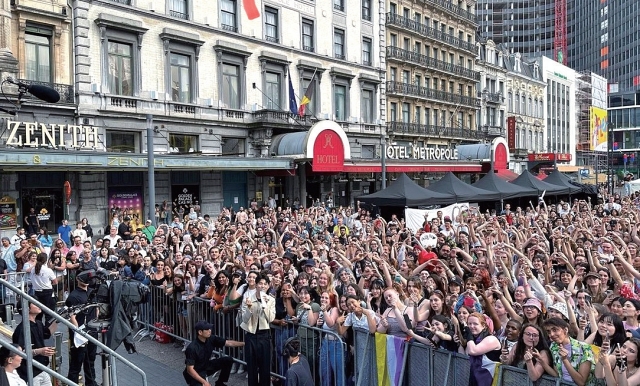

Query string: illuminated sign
386 146 458 161
527 153 572 162
4 120 101 149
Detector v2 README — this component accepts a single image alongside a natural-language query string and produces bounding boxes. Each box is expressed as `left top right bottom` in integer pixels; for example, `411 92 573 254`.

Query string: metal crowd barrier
352 329 578 386
136 285 347 384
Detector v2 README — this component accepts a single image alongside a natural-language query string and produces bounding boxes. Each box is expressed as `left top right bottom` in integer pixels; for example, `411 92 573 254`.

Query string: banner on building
590 106 608 151
108 188 144 230
507 117 516 149
171 185 200 218
0 196 17 230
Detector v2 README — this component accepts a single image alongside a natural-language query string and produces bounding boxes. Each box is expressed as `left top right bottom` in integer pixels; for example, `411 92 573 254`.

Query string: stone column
0 1 18 80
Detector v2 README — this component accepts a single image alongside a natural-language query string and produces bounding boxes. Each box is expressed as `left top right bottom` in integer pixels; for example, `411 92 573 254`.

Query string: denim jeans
320 337 345 386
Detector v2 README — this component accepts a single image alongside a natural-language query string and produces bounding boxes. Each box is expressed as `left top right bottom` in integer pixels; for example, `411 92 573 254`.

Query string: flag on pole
288 75 298 115
298 77 315 116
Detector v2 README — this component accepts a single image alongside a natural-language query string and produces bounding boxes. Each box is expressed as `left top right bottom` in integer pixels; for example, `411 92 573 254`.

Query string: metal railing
386 81 477 108
135 286 347 383
387 121 485 141
16 79 74 104
418 0 476 24
385 13 476 53
386 46 479 80
0 277 148 386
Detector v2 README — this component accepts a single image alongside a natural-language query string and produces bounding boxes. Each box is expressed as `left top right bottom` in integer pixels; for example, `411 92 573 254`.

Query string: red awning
495 168 519 181
343 163 482 173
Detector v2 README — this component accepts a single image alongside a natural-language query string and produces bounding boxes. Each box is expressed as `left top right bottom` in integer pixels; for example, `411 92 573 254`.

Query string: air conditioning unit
90 83 101 94
149 90 158 100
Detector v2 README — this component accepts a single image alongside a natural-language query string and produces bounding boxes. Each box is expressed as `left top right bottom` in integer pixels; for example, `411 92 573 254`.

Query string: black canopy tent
358 173 453 207
542 169 583 195
472 170 538 199
510 170 570 195
425 172 502 202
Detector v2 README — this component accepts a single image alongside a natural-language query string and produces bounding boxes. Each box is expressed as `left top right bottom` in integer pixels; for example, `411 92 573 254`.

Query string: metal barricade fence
494 364 576 386
0 272 28 319
136 286 347 384
353 329 377 386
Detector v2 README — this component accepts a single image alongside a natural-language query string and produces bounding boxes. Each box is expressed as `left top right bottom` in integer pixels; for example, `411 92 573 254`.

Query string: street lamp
381 130 386 190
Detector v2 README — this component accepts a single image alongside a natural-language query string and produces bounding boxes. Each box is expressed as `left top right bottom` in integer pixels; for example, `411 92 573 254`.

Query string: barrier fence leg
397 341 410 386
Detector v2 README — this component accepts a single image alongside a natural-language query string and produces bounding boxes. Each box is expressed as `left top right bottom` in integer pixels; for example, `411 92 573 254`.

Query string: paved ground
1 325 251 386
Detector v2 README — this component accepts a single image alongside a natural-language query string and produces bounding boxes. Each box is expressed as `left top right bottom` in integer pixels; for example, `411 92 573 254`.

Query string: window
96 16 147 97
415 106 421 123
362 0 371 21
264 7 279 43
170 53 191 102
390 34 397 47
265 72 280 109
403 38 410 50
297 69 319 116
389 2 396 14
390 67 396 81
402 103 410 122
106 131 138 153
425 108 431 125
170 133 198 153
334 85 347 120
334 28 345 60
169 0 189 19
361 88 375 123
25 25 52 82
390 103 397 121
222 63 240 109
107 42 133 96
362 37 372 65
220 0 237 32
362 145 375 159
334 0 344 12
402 70 410 83
302 19 314 52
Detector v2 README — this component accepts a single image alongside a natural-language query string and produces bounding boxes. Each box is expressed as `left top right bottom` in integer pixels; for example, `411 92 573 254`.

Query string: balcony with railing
386 46 479 81
107 0 131 4
333 2 344 12
387 121 484 141
18 79 74 104
221 24 238 33
265 35 279 43
478 91 505 104
169 10 189 19
249 109 315 129
480 125 505 137
386 13 476 54
386 81 477 108
420 0 476 24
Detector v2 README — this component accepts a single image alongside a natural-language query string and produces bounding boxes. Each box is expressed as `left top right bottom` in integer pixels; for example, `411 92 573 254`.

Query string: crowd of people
5 188 640 385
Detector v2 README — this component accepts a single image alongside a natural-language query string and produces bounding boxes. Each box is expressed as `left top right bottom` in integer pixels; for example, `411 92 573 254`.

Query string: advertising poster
590 106 608 151
108 188 144 230
171 185 199 220
0 196 17 230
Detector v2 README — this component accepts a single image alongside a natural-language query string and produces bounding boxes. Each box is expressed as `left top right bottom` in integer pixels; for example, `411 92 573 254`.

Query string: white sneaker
237 365 245 374
230 363 238 374
182 342 189 352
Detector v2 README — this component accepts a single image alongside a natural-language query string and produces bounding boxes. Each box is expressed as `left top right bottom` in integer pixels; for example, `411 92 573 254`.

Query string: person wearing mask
12 302 56 386
240 272 276 386
183 320 244 386
66 274 97 386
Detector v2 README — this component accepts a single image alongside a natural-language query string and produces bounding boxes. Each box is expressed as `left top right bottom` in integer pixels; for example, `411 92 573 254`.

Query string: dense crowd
5 190 640 385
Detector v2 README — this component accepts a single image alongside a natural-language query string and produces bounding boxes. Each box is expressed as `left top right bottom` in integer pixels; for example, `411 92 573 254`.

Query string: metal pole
147 115 156 226
381 130 386 190
21 296 33 385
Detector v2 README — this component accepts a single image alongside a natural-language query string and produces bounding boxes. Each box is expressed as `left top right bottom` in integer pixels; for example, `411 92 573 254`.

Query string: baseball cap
303 259 316 267
194 320 213 332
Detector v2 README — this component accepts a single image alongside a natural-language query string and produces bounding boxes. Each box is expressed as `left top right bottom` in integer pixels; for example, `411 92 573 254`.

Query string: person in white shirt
338 295 379 335
30 253 58 329
0 343 28 386
240 272 275 386
71 222 88 243
10 227 26 246
103 226 121 246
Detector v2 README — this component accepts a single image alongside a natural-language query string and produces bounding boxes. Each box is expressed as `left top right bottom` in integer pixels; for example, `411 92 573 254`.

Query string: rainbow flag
375 333 405 386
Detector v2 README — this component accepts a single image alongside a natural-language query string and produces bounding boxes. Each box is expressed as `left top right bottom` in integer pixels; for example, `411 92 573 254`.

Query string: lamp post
381 130 386 190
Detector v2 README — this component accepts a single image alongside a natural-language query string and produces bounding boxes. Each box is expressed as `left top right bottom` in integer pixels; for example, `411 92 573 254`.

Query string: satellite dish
420 233 437 249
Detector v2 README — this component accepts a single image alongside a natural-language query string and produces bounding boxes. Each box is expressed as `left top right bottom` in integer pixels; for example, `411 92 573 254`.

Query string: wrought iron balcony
249 109 314 128
265 36 279 43
480 125 505 137
386 46 479 81
221 24 238 33
422 0 476 24
478 91 505 104
386 81 477 108
17 79 74 104
107 0 131 4
169 10 188 19
387 121 484 141
386 13 476 54
333 3 344 11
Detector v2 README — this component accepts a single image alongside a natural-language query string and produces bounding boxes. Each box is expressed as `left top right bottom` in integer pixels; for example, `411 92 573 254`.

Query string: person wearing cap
183 320 244 386
65 271 98 386
240 272 275 386
141 220 156 243
583 271 607 304
522 298 545 327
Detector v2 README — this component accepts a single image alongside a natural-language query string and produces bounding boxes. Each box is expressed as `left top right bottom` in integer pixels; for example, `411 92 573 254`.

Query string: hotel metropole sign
386 145 459 161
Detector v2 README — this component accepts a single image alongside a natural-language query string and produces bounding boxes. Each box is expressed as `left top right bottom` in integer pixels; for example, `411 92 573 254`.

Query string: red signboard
507 117 516 149
494 143 508 170
527 153 572 162
312 129 345 172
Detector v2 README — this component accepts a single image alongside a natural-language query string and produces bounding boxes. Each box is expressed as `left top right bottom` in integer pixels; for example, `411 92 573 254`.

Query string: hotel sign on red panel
507 117 516 149
527 153 572 162
312 129 344 172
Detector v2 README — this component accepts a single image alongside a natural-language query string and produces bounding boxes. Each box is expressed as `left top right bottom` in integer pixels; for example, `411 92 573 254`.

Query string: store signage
0 196 17 230
4 120 101 149
507 117 516 149
527 153 572 162
386 145 458 161
312 129 345 172
107 157 165 167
